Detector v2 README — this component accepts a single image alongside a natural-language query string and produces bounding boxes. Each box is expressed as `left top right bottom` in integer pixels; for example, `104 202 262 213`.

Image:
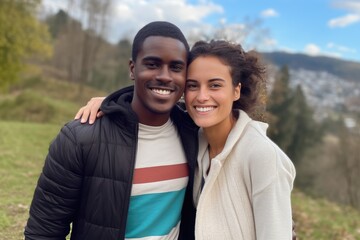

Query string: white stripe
131 177 188 196
125 222 180 240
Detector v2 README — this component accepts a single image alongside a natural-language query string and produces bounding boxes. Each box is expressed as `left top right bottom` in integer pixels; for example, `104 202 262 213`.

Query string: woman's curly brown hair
189 40 267 119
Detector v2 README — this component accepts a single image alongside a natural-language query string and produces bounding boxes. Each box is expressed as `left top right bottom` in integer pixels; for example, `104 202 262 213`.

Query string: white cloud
304 44 321 56
42 0 224 43
110 0 224 42
304 43 343 58
263 38 277 48
333 0 360 14
278 47 296 54
329 0 360 27
327 42 357 53
260 8 279 18
40 0 272 52
328 14 360 27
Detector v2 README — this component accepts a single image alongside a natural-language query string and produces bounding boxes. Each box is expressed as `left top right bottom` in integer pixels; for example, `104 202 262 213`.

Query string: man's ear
129 59 135 80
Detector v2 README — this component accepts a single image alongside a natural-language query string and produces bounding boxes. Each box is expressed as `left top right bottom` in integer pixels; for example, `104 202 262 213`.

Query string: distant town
267 66 360 128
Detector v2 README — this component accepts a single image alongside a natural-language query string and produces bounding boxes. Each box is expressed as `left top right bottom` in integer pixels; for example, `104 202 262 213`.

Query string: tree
62 0 112 95
45 9 69 39
335 122 360 209
267 65 322 165
267 66 297 153
286 86 322 163
0 0 52 91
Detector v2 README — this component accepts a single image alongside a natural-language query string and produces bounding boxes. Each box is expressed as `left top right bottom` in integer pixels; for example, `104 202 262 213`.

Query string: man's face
130 36 187 126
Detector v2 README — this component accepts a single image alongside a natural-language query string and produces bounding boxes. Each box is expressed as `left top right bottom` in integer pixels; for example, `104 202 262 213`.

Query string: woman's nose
197 88 210 102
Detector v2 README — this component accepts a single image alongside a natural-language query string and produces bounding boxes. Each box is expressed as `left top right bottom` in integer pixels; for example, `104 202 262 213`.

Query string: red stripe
133 163 189 184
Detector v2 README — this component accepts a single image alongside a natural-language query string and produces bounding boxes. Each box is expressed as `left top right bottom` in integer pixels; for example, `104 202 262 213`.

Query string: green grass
1 120 360 239
292 189 360 239
0 121 61 239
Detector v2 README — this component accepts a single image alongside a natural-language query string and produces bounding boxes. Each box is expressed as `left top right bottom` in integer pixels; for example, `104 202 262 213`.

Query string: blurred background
0 0 359 239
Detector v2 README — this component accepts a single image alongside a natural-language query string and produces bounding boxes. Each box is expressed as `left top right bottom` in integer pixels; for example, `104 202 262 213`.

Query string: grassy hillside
0 74 108 125
292 190 360 239
1 120 360 239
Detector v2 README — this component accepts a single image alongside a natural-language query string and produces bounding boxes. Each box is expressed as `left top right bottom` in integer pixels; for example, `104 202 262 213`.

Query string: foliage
296 118 360 210
335 126 360 209
0 0 52 91
45 9 70 39
88 39 133 92
286 86 323 163
267 65 323 165
267 66 297 153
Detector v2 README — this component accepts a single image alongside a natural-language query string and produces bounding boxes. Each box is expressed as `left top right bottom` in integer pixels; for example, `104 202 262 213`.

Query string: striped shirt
125 120 188 240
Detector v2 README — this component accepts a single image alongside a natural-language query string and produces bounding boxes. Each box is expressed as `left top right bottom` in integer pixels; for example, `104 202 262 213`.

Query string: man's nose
156 66 172 82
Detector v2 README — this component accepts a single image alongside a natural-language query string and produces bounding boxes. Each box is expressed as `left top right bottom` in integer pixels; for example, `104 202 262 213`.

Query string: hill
261 51 360 83
0 72 107 125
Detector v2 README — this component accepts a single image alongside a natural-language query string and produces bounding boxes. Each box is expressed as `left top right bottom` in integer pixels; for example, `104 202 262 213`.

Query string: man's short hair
131 21 190 62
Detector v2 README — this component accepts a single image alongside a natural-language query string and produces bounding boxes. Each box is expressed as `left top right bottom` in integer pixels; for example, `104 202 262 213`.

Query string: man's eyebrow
142 56 161 62
142 56 186 65
171 60 186 65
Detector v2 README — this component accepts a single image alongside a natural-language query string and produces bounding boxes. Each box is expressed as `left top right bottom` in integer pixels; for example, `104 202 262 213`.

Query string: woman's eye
210 83 221 88
186 83 198 90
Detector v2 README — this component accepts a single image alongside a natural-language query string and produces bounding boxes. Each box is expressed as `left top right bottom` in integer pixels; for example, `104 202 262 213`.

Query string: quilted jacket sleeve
24 123 83 240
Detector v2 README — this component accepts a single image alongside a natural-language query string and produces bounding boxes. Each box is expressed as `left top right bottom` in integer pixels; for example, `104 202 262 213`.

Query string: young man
24 21 198 240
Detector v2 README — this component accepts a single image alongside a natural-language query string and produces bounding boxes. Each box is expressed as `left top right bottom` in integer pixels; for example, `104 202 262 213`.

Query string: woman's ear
234 83 241 101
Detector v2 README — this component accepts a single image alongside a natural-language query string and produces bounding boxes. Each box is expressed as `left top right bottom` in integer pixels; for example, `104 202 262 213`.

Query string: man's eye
145 62 158 68
171 64 184 72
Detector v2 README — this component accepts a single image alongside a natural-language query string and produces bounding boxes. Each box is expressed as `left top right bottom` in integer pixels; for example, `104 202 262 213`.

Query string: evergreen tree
45 9 69 39
267 65 323 165
287 86 322 163
267 65 297 153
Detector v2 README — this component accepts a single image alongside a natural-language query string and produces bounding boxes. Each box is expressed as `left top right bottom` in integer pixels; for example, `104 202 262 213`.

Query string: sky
42 0 360 62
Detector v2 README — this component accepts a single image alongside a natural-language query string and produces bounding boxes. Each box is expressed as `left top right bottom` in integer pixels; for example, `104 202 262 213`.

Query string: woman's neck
203 114 236 159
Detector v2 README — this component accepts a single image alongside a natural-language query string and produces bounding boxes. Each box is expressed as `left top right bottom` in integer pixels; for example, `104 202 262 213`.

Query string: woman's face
185 56 240 129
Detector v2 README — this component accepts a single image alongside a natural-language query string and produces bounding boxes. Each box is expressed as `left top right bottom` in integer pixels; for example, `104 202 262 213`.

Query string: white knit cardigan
193 110 296 240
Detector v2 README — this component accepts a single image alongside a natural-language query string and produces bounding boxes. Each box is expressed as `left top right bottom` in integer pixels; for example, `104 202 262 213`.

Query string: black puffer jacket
25 86 198 240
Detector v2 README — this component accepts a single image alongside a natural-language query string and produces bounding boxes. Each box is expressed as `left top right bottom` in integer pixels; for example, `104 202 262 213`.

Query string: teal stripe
125 188 186 238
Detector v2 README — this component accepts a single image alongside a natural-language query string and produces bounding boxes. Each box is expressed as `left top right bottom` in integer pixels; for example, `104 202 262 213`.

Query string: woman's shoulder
236 118 295 172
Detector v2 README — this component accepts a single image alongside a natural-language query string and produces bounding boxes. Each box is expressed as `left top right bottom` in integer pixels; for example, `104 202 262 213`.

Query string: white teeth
152 89 171 95
196 106 214 112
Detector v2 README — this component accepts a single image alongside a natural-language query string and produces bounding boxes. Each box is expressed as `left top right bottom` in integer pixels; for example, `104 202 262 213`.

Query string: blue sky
42 0 360 62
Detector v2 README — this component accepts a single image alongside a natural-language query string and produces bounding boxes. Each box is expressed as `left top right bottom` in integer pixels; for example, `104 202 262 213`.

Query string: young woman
75 40 296 240
184 40 295 239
